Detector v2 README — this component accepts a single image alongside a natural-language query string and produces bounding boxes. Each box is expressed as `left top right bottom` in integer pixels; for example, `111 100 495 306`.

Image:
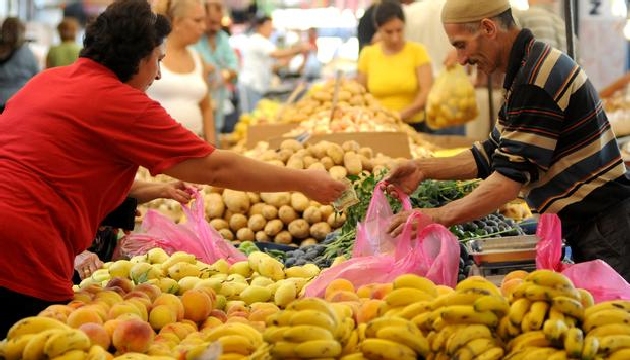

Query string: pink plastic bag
303 184 460 298
114 190 246 264
535 213 630 302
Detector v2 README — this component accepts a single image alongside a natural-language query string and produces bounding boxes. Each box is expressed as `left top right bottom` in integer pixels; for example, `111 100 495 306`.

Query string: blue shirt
0 44 39 105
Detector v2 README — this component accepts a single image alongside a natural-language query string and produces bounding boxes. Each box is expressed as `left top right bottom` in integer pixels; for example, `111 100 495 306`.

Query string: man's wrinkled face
445 21 497 75
128 44 165 91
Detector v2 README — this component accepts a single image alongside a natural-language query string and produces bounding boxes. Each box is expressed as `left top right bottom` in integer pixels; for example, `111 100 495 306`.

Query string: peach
225 316 250 325
114 313 143 321
180 319 199 332
248 307 278 322
356 299 385 324
149 304 178 331
208 309 228 323
125 298 150 319
38 309 69 323
324 278 355 301
248 320 266 333
356 282 393 300
327 290 361 303
147 342 174 356
153 293 185 321
200 316 224 331
181 289 213 322
95 290 124 307
111 318 155 354
500 278 524 298
72 292 93 304
67 306 104 328
134 283 162 302
105 277 134 294
103 318 122 338
108 302 146 321
501 270 530 284
225 301 249 316
154 333 180 347
81 283 104 295
78 322 111 349
159 322 196 341
123 290 152 306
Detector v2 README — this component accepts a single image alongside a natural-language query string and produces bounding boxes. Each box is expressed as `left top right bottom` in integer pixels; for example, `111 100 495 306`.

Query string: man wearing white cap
385 0 630 281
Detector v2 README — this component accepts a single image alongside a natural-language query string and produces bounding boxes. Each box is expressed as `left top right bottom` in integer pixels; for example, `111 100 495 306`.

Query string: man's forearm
417 149 478 180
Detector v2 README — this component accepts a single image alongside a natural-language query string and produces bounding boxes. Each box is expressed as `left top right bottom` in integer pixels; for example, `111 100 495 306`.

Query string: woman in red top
0 0 346 337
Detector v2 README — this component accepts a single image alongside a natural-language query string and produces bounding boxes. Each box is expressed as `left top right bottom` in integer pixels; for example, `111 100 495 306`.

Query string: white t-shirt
147 48 208 136
238 33 276 93
404 0 451 76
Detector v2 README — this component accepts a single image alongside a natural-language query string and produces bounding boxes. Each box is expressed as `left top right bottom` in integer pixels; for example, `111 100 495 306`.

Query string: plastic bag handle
376 180 412 210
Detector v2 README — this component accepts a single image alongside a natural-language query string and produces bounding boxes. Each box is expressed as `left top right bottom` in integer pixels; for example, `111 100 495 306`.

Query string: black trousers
566 197 630 282
0 287 70 339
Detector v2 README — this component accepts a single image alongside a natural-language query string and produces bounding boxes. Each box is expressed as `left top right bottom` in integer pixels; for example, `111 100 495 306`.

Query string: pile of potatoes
136 139 408 247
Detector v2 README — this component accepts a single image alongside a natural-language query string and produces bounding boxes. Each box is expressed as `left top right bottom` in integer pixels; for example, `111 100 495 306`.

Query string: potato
329 165 348 180
308 142 327 159
358 147 373 159
260 149 280 162
222 189 250 214
207 186 223 194
209 218 229 231
205 192 225 219
302 206 322 224
278 205 299 225
277 148 294 163
307 162 326 171
319 205 334 221
326 143 344 165
255 231 271 242
310 222 332 240
223 209 235 222
288 219 310 239
300 238 318 247
261 204 278 220
295 149 308 158
218 228 234 241
320 156 334 170
302 156 317 169
341 140 361 153
343 152 363 175
248 202 266 217
264 219 284 236
260 192 291 208
266 159 286 167
359 155 373 172
247 192 261 204
290 192 310 212
229 213 248 232
327 212 346 228
286 155 304 169
274 230 293 244
247 213 267 232
280 138 304 152
236 227 255 242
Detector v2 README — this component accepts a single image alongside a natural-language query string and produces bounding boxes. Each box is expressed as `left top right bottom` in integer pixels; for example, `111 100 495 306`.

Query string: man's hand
386 208 440 237
383 160 424 196
74 250 104 280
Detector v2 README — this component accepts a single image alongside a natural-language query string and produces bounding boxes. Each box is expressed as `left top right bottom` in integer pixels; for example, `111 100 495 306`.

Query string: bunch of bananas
417 277 507 360
201 322 266 360
580 300 630 359
263 298 348 359
1 316 103 360
378 274 439 318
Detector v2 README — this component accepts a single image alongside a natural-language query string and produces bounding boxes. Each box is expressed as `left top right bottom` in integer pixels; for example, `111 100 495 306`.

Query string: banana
474 346 504 360
364 317 414 338
3 334 36 360
85 345 110 360
205 322 263 347
522 300 549 332
473 295 510 316
269 341 297 358
525 269 575 289
50 349 88 360
581 335 599 360
44 329 91 358
521 346 560 360
22 328 63 360
431 291 490 311
584 300 630 319
90 269 111 283
392 274 438 297
398 301 432 320
547 307 566 321
159 252 197 271
607 348 630 360
7 316 71 340
551 295 584 320
542 318 568 342
461 337 496 357
294 339 342 358
384 288 435 307
547 349 568 360
563 327 584 358
336 317 355 343
360 338 416 360
577 288 595 308
588 323 630 338
497 316 516 341
439 305 499 327
216 334 257 355
263 326 289 343
582 308 630 333
374 326 430 357
430 325 466 352
524 283 581 302
286 297 339 325
411 310 440 332
509 280 532 301
341 328 360 355
340 353 368 360
445 324 492 355
289 309 337 334
454 277 501 297
266 309 295 327
508 331 551 352
282 325 335 342
597 334 630 355
509 298 532 325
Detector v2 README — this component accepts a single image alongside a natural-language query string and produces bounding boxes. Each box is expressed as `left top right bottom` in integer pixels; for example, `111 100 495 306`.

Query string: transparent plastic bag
114 190 246 264
426 64 479 129
535 213 630 302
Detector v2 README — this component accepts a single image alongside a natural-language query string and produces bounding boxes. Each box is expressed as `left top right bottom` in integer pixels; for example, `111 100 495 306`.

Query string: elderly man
385 0 630 281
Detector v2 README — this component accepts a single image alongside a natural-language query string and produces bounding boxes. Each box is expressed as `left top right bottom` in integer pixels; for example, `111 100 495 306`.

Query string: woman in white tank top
149 0 215 143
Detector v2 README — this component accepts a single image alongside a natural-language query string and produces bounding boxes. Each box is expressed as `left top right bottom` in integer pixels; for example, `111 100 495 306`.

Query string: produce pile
2 247 629 360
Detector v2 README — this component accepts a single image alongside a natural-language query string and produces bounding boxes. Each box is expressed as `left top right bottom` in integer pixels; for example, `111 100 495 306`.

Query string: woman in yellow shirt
356 1 434 132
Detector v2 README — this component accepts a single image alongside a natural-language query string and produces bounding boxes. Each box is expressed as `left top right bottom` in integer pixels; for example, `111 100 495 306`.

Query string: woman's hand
74 250 104 280
301 169 348 205
160 181 196 204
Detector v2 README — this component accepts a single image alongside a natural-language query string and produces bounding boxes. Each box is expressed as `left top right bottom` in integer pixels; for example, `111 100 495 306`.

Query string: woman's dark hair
57 17 79 42
254 15 272 28
80 0 171 83
373 1 405 28
0 17 26 60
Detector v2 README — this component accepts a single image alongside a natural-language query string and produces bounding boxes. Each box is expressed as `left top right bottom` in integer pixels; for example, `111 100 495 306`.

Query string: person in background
195 0 239 136
513 0 567 53
237 15 312 114
385 0 630 282
0 17 39 114
74 180 194 282
357 0 413 54
0 0 346 337
403 0 449 77
356 1 434 132
147 0 216 144
297 27 322 82
46 17 82 68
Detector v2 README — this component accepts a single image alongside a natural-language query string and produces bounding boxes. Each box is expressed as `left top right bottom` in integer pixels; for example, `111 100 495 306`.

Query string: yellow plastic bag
426 65 479 129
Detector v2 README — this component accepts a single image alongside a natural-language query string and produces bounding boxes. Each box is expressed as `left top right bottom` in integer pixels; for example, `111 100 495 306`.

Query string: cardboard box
268 132 412 158
245 123 298 148
419 134 478 149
